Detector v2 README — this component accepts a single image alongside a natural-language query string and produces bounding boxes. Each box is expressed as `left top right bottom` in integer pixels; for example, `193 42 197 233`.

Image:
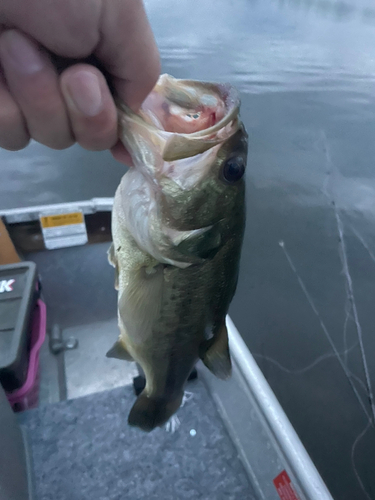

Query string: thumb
95 0 160 111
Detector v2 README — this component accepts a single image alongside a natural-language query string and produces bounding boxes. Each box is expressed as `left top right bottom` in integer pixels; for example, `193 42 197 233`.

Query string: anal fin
200 321 232 380
106 338 133 361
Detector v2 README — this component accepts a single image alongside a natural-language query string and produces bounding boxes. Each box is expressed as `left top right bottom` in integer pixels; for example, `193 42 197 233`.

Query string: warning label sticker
40 210 88 250
273 470 300 500
40 212 84 228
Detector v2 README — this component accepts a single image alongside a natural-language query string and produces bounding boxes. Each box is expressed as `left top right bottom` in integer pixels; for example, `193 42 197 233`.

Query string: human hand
0 0 160 162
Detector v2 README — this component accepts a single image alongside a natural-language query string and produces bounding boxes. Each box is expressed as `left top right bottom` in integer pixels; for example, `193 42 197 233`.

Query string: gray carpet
21 380 257 500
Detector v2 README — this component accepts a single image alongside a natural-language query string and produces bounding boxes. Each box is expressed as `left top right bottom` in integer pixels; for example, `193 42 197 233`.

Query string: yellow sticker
40 212 84 229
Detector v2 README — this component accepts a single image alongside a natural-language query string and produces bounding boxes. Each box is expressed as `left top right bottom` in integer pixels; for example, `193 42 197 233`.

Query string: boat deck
1 205 332 500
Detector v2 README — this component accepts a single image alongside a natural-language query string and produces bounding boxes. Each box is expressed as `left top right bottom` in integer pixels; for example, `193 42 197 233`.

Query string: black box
0 262 38 392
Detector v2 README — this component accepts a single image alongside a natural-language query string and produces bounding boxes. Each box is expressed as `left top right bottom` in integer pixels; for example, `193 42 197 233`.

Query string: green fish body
108 74 247 432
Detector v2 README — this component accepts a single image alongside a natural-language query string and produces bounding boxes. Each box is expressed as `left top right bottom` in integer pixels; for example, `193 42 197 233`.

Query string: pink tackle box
6 299 47 412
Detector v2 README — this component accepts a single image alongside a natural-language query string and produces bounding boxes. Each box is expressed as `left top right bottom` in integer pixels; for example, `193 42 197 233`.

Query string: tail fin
128 393 183 432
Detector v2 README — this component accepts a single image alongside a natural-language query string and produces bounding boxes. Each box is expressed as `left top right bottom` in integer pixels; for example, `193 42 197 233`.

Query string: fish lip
116 75 240 139
117 74 242 169
117 89 239 140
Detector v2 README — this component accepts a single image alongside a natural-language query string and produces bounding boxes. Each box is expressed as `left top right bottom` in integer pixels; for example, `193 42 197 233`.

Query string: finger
0 72 29 150
96 0 160 111
1 0 160 110
110 140 133 166
0 30 74 149
0 0 102 58
60 64 118 151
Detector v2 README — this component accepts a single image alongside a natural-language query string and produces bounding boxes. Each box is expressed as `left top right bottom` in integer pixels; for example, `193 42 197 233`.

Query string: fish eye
223 157 245 183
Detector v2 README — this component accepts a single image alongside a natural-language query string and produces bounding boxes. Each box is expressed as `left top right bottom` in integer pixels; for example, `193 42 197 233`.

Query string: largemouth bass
107 74 247 432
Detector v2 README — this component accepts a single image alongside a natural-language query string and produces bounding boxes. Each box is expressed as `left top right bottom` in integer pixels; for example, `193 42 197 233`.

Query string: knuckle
50 137 75 150
78 135 113 151
0 132 30 151
0 103 29 150
0 101 23 128
150 54 162 83
20 100 74 150
34 134 75 150
143 46 161 90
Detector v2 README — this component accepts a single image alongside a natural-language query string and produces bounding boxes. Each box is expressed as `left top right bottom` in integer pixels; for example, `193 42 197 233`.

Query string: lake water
1 1 375 498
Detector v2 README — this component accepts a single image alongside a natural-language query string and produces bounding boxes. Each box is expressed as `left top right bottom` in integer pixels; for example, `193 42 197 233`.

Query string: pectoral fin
108 242 117 267
200 322 232 380
176 225 221 260
106 339 133 361
162 224 221 263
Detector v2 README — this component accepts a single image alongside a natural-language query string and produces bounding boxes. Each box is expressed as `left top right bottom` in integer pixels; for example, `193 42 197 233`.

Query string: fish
107 74 247 432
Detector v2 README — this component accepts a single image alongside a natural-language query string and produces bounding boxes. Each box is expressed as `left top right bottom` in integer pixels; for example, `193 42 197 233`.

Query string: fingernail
65 71 103 117
0 30 45 74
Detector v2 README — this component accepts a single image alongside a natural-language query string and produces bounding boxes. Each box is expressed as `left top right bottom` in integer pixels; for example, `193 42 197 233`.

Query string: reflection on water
278 0 375 24
0 143 125 210
1 1 375 498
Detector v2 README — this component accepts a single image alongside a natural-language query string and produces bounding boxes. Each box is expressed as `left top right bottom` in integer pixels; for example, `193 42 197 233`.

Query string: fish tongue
141 76 226 135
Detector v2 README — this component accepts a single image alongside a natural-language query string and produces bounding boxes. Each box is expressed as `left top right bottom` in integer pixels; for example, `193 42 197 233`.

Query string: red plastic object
6 299 47 412
273 470 300 500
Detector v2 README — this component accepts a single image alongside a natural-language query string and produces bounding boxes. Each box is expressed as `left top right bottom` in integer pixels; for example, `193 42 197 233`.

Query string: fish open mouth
118 74 241 162
140 83 226 134
138 74 239 137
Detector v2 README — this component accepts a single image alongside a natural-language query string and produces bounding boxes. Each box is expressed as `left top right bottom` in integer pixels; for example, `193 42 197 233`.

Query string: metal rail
227 316 333 500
